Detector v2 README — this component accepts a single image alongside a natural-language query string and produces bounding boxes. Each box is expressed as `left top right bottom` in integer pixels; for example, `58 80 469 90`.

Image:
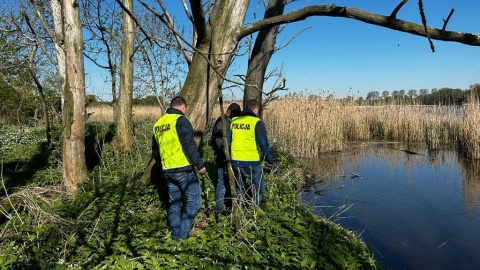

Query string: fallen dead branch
0 184 70 239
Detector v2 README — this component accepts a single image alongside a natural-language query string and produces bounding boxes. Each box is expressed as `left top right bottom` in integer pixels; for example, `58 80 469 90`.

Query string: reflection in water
459 157 480 213
302 143 480 270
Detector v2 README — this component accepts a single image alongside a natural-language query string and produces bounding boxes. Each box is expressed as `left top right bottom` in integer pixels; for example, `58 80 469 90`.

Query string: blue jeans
215 164 231 212
163 170 202 240
233 165 264 206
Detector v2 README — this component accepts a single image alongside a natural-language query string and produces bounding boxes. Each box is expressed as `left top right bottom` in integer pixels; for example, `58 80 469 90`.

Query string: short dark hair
246 99 260 110
227 103 241 111
170 96 186 108
227 103 241 118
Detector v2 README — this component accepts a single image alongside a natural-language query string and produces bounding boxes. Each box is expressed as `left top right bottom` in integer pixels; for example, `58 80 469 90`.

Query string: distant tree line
84 95 164 107
4 83 480 126
362 83 480 105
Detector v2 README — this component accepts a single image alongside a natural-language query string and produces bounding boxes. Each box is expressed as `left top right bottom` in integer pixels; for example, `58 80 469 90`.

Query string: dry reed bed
459 95 480 159
86 98 479 159
87 103 236 123
263 97 474 158
86 105 162 123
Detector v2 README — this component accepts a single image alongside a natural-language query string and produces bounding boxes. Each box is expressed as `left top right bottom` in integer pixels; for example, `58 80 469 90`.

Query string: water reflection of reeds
458 157 480 213
305 142 480 217
303 143 427 183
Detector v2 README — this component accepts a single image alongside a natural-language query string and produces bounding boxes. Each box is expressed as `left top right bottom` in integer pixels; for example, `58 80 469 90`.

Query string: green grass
0 122 377 269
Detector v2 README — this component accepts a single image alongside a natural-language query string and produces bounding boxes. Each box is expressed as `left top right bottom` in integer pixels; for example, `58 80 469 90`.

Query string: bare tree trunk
116 0 134 152
62 0 88 194
243 0 285 118
217 95 241 232
179 0 249 132
50 0 66 109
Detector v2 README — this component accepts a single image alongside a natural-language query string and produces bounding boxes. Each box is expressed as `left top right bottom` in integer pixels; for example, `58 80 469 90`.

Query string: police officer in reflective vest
152 96 206 240
228 99 274 206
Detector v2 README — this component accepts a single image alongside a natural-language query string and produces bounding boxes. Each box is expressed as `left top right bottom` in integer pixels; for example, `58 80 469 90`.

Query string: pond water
301 142 480 270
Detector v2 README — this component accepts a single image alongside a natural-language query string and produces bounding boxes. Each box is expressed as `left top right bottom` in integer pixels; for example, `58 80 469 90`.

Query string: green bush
0 87 38 124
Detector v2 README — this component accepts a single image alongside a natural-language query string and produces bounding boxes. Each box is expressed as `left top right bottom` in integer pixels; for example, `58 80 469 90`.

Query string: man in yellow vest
152 96 206 240
228 99 274 206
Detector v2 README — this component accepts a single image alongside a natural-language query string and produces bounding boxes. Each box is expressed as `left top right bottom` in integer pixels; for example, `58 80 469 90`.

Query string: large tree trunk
115 0 135 152
179 0 249 132
62 0 88 194
243 0 285 118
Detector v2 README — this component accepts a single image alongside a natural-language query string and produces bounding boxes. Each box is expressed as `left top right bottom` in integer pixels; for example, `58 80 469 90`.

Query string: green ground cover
0 123 377 269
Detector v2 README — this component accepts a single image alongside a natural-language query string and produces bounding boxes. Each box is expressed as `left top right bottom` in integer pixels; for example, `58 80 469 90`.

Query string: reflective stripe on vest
230 115 260 162
153 114 191 170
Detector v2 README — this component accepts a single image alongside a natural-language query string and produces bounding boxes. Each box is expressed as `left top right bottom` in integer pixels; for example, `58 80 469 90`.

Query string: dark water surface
301 142 480 270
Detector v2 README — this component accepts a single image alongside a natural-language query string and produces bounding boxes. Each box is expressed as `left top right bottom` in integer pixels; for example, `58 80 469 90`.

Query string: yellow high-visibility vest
153 114 191 170
230 115 260 162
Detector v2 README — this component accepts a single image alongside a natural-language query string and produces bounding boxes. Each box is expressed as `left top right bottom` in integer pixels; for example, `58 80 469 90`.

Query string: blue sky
87 0 480 100
248 0 480 99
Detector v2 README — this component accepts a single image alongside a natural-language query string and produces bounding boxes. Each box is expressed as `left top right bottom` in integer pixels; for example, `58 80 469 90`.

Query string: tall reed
86 96 480 160
264 96 346 157
459 94 480 159
263 95 465 158
86 105 162 123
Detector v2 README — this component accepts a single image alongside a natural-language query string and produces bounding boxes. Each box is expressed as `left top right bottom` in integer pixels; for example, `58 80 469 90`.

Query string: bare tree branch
268 77 287 95
83 53 110 69
97 26 121 47
96 5 118 87
188 0 208 44
418 0 435 52
239 4 480 47
138 0 193 64
263 65 288 106
275 26 310 52
390 0 408 19
135 34 164 110
181 0 194 23
235 74 246 82
21 11 57 67
27 0 56 41
154 0 192 64
442 8 454 32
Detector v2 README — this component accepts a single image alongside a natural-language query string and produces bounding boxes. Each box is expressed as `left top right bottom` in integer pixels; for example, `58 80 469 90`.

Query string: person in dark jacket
210 103 241 213
152 96 206 240
228 99 274 206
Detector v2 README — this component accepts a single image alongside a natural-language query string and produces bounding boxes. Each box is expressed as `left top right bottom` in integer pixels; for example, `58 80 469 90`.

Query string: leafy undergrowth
0 123 377 269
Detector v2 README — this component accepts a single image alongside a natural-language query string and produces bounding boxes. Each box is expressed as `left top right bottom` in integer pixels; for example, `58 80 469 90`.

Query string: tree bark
243 0 285 118
62 0 88 194
179 0 249 132
116 0 135 152
50 0 66 109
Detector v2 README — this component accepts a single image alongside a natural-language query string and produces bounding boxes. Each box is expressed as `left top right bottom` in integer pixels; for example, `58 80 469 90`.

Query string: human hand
264 163 275 174
198 167 207 174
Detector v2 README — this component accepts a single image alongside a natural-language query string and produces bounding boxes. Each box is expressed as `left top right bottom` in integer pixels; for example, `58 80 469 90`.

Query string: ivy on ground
0 123 377 269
